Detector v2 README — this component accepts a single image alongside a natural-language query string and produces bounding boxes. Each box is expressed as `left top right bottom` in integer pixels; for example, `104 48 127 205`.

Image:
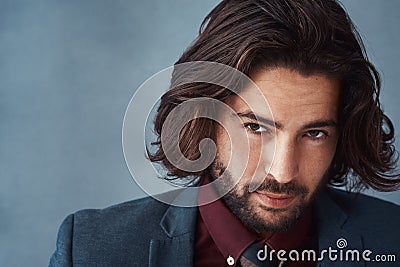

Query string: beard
210 161 327 235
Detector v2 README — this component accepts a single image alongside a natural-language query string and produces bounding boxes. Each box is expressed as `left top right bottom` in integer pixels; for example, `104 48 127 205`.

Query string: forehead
226 67 340 126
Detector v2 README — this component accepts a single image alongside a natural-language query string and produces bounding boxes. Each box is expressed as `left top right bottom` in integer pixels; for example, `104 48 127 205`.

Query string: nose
268 136 299 184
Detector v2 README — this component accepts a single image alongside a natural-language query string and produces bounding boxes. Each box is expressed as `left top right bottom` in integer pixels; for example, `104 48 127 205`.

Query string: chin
222 192 305 234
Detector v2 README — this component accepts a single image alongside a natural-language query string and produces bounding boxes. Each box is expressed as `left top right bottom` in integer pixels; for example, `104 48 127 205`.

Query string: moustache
248 178 309 197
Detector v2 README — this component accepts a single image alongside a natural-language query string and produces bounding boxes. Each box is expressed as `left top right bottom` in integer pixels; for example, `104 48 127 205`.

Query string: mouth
254 191 296 209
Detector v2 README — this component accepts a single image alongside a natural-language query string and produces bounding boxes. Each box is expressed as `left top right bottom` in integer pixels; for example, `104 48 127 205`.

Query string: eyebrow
237 112 281 128
236 111 337 130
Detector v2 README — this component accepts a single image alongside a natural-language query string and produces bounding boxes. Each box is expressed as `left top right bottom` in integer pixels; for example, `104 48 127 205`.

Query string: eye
306 130 327 139
244 123 268 133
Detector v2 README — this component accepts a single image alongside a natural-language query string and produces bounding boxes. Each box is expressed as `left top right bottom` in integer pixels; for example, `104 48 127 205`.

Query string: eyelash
243 123 271 134
305 130 329 140
244 123 329 141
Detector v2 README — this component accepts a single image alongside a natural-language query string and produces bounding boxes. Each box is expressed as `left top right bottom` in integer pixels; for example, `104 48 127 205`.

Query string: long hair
148 0 399 191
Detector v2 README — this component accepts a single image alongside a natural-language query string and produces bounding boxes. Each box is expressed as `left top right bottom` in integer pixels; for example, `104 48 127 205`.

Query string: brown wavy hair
148 0 399 191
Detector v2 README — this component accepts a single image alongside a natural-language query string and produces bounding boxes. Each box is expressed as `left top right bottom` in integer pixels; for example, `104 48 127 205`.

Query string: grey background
0 0 399 266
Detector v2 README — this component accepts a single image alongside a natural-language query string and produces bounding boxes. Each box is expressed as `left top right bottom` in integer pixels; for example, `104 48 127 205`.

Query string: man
49 0 400 266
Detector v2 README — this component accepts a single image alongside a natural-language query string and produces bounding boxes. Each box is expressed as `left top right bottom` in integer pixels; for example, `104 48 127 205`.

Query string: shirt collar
198 175 314 260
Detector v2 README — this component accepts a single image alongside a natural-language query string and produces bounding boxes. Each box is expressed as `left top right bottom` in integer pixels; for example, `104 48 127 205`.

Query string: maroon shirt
194 177 317 266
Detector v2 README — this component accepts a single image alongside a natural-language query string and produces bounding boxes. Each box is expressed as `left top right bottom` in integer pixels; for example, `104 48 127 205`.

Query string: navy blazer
49 188 400 267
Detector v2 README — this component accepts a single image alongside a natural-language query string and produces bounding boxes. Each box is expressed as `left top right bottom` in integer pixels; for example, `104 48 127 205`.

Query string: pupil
251 124 259 131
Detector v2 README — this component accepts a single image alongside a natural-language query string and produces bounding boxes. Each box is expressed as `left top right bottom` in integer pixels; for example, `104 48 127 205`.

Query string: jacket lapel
315 190 365 267
148 188 367 266
148 190 198 267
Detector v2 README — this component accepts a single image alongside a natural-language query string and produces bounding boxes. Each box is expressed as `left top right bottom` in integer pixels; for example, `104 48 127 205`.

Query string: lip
255 191 296 209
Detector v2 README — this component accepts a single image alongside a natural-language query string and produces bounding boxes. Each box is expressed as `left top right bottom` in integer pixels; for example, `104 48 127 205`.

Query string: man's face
211 67 340 236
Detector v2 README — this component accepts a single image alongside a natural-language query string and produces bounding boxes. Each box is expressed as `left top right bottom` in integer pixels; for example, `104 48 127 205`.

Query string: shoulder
71 187 191 232
69 195 176 246
326 188 400 240
73 196 169 231
49 196 173 266
327 188 400 219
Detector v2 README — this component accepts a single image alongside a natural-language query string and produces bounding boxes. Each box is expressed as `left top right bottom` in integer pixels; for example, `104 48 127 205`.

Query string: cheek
215 126 231 165
299 144 337 189
216 127 257 174
228 141 256 178
244 140 264 174
230 136 273 182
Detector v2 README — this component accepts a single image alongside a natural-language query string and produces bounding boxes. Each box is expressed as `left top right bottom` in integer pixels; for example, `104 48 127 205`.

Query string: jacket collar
148 189 199 267
159 203 198 238
149 187 367 267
